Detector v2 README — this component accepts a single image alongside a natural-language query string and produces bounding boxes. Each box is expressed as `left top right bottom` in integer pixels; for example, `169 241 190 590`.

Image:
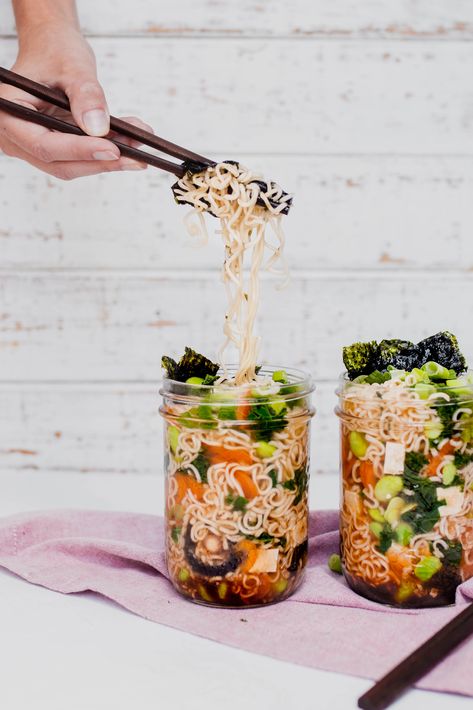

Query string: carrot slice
237 539 259 573
236 403 251 421
174 472 205 503
425 441 456 477
205 444 253 467
234 469 259 498
359 460 376 489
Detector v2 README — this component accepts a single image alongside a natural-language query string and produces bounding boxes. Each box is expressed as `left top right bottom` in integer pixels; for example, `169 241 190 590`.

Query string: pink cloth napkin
0 509 472 697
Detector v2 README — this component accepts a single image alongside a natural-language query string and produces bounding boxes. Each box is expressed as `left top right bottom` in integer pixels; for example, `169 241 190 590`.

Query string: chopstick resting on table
358 602 473 710
0 66 215 177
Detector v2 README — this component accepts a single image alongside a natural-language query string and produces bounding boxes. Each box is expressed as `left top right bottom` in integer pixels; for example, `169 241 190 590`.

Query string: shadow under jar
336 374 473 608
160 367 315 607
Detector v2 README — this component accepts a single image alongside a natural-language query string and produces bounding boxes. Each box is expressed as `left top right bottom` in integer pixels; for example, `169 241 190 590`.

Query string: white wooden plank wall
1 1 473 476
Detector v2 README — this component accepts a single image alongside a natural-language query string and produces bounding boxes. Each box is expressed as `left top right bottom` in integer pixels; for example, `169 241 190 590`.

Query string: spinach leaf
269 469 278 487
225 493 248 511
247 398 288 441
454 450 473 470
441 540 463 567
404 451 428 474
402 468 445 533
378 524 395 554
190 450 210 484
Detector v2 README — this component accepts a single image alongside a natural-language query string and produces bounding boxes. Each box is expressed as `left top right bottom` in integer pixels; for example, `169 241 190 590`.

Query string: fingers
3 110 121 163
0 134 146 180
64 73 110 137
0 82 121 163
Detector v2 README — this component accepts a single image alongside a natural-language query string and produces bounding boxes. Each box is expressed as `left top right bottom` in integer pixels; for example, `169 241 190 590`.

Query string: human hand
0 22 150 179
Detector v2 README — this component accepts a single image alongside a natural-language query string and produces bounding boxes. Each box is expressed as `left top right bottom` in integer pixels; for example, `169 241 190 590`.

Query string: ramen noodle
172 162 292 385
336 360 473 607
160 367 314 606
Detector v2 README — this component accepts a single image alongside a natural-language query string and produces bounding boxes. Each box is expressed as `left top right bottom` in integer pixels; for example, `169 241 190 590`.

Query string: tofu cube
383 442 406 474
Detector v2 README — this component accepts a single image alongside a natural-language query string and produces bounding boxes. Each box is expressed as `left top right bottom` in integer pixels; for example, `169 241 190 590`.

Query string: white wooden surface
1 2 473 476
2 1 473 38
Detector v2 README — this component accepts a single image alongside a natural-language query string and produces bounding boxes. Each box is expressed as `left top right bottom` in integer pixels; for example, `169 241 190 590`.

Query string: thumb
65 73 110 137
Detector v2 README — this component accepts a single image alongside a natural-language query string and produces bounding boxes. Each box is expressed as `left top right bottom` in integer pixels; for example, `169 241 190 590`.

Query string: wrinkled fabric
0 509 472 696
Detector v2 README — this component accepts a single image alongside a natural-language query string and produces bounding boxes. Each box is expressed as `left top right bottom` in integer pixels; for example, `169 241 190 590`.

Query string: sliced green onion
256 441 277 458
168 425 180 454
421 361 450 380
424 421 443 440
272 370 288 383
414 383 436 400
368 508 385 523
414 555 442 582
369 522 383 538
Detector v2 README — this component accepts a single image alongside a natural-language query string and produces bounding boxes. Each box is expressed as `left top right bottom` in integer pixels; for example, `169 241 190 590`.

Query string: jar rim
337 369 473 396
160 365 314 407
335 369 473 423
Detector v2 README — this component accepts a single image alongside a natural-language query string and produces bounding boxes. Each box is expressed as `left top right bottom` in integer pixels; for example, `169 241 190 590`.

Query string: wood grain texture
2 38 473 155
1 3 471 477
2 155 473 270
0 382 337 475
1 272 473 382
1 1 473 38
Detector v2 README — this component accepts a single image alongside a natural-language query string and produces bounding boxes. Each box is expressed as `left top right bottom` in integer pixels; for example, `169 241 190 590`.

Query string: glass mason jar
336 373 473 608
160 367 315 607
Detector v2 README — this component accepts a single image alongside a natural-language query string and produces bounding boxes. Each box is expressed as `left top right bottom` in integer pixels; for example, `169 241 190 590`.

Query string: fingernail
93 151 119 161
121 159 147 170
83 109 109 136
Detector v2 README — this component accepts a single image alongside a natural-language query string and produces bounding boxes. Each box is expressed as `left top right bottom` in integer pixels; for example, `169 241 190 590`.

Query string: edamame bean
374 475 404 502
442 463 457 486
328 554 342 574
349 431 368 458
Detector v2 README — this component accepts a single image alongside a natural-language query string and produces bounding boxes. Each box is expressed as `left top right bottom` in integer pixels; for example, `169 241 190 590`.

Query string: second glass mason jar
336 374 473 608
160 367 315 607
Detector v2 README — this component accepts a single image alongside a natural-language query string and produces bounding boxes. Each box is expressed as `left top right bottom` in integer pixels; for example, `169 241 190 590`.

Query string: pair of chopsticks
0 67 214 177
358 601 473 709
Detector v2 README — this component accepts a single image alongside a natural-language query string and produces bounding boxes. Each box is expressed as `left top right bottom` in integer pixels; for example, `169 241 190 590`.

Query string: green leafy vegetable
404 451 429 473
283 479 297 491
190 450 210 484
202 373 219 385
225 493 248 511
436 392 460 439
365 370 391 385
217 405 237 420
269 470 278 487
247 398 288 441
178 405 217 430
162 347 219 382
171 526 182 543
378 524 395 554
343 340 379 379
441 540 463 567
245 531 286 547
343 332 466 380
402 468 445 534
293 467 308 505
454 450 473 470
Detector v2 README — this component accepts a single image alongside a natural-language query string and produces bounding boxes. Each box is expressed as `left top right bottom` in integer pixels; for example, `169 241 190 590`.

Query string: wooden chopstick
0 95 188 176
358 602 473 710
0 66 213 170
